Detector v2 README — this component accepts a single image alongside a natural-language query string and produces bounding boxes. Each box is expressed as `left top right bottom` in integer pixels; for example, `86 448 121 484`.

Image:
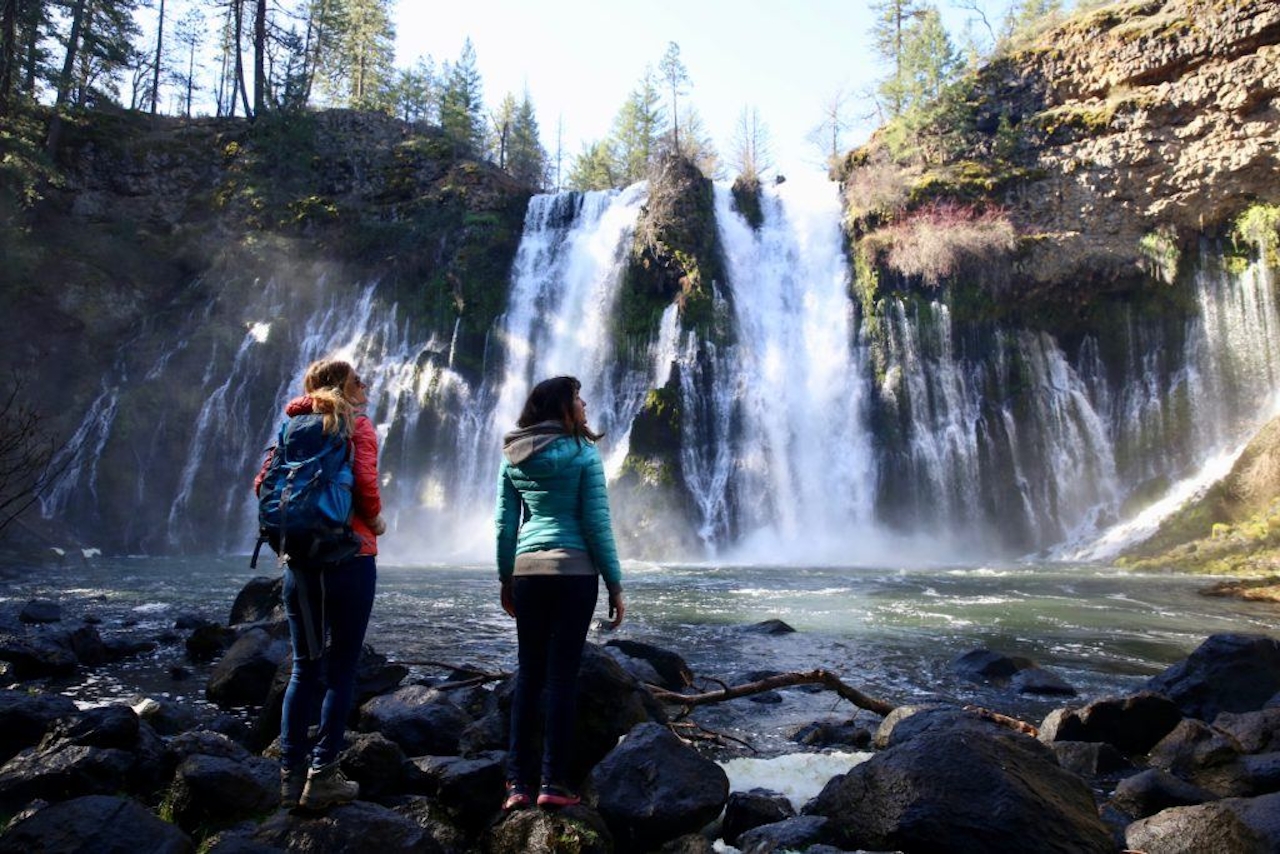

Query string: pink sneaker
536 784 581 808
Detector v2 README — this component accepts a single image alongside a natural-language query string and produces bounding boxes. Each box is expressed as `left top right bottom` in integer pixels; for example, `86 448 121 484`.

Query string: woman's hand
370 514 387 536
501 580 516 618
607 590 625 629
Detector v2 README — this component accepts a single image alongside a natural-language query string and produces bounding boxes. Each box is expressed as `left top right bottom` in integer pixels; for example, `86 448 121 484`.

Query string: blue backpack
250 413 360 568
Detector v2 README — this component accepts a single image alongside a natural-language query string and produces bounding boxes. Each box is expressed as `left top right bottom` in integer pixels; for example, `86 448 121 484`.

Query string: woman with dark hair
255 358 386 810
496 376 625 810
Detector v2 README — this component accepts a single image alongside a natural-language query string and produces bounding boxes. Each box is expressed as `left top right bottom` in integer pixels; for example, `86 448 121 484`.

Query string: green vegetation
1138 226 1181 285
1232 203 1280 268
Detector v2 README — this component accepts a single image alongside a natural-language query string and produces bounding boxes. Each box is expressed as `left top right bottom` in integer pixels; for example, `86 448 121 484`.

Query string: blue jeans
280 555 376 769
507 574 599 788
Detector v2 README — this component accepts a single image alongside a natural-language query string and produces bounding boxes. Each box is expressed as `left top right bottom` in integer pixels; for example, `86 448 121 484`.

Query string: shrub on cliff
861 201 1016 287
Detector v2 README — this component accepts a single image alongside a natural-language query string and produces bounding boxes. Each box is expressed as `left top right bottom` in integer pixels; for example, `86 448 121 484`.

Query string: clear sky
394 0 1019 182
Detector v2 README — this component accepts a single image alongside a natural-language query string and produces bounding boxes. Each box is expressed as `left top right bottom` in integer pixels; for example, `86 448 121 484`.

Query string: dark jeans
507 574 599 788
280 555 376 769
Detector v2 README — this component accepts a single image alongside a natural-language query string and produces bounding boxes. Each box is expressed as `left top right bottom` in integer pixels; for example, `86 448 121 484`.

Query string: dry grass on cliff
862 202 1017 286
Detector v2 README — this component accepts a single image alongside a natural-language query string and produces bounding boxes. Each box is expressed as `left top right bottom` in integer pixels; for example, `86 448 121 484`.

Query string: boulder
1125 791 1280 853
805 727 1113 853
206 628 291 709
745 619 795 635
1050 741 1135 780
0 794 193 853
589 722 729 851
18 599 62 624
250 800 431 851
229 576 284 626
1213 708 1280 754
1147 718 1245 795
167 754 278 834
722 788 796 846
1146 633 1280 720
186 623 236 663
0 689 76 763
874 703 1044 752
132 696 203 737
1107 768 1219 819
47 704 140 750
736 816 832 853
1011 667 1077 696
385 795 468 853
341 732 408 800
788 718 872 749
1039 691 1183 755
604 639 694 690
654 834 716 853
0 631 79 678
358 685 472 756
408 751 505 831
483 805 612 854
0 742 137 811
457 709 507 755
569 644 666 782
604 647 665 686
950 648 1035 682
64 624 107 665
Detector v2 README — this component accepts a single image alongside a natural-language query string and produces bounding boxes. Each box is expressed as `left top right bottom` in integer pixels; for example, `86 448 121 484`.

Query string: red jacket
255 396 382 556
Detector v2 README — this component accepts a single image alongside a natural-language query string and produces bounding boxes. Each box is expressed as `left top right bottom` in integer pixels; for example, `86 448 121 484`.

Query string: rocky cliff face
841 0 1280 300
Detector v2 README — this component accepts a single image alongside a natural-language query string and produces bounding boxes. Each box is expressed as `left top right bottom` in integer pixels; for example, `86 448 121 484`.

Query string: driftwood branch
646 668 895 717
667 719 759 753
963 704 1039 738
391 659 511 691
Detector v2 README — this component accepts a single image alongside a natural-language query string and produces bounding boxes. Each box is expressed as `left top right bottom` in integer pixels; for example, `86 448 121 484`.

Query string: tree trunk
47 0 87 154
232 0 250 119
252 0 265 114
0 0 16 114
185 37 194 117
150 0 164 115
20 0 35 95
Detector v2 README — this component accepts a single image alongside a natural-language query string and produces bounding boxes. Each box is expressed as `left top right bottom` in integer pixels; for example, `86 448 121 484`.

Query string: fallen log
646 668 896 717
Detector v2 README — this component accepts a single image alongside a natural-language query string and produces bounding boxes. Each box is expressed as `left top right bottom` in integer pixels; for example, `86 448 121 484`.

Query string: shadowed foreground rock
0 794 193 853
589 722 729 852
484 805 613 854
805 726 1113 854
1146 633 1280 720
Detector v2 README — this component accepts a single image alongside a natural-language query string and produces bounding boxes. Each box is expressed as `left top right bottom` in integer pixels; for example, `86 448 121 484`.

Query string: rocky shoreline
1 577 1278 852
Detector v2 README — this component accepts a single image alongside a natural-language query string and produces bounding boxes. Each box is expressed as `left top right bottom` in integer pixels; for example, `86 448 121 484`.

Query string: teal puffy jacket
496 433 622 592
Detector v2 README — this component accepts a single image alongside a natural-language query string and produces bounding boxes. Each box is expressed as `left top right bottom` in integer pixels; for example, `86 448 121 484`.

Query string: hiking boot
280 765 306 809
536 783 581 808
299 761 359 809
502 780 531 811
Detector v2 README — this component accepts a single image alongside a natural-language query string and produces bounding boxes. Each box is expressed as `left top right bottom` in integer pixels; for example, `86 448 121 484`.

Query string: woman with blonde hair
255 358 386 810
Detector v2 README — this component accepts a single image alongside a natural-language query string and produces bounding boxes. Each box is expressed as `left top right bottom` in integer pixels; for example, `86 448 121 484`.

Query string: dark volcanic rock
604 639 694 690
589 722 729 851
789 717 872 749
1011 666 1077 696
1107 768 1220 820
0 742 137 811
1125 791 1280 853
0 794 193 853
358 685 472 756
570 644 666 782
722 789 796 846
745 619 795 635
950 647 1035 681
18 599 62 624
1147 718 1245 795
408 751 505 831
186 622 236 663
1039 691 1184 755
0 689 76 763
167 754 278 833
250 800 431 851
874 703 1041 751
206 628 290 708
1213 708 1280 754
806 727 1113 854
1146 633 1280 720
341 732 408 800
229 576 284 626
484 805 612 854
736 816 832 853
1051 740 1136 780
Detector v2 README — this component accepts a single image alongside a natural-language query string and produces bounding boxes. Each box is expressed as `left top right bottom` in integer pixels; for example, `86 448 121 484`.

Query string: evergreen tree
170 4 204 117
657 41 688 154
390 54 433 123
870 0 924 118
341 0 394 110
1003 0 1064 44
566 139 615 191
507 89 547 189
438 37 484 155
609 65 663 186
489 90 516 168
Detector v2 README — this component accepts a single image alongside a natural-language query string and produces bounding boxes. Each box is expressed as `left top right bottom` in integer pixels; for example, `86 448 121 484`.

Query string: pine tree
566 139 615 191
341 0 394 110
870 0 924 118
507 90 547 189
439 37 484 155
657 41 688 154
170 4 204 117
390 55 433 123
609 65 663 186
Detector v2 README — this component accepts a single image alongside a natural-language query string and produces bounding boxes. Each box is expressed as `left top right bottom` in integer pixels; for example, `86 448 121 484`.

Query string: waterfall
680 177 876 561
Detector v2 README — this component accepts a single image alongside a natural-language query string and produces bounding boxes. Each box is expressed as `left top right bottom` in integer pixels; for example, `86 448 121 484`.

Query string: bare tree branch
647 669 896 717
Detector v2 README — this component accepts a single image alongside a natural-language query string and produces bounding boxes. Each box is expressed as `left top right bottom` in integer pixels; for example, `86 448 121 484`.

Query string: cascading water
34 178 1280 563
678 177 877 561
